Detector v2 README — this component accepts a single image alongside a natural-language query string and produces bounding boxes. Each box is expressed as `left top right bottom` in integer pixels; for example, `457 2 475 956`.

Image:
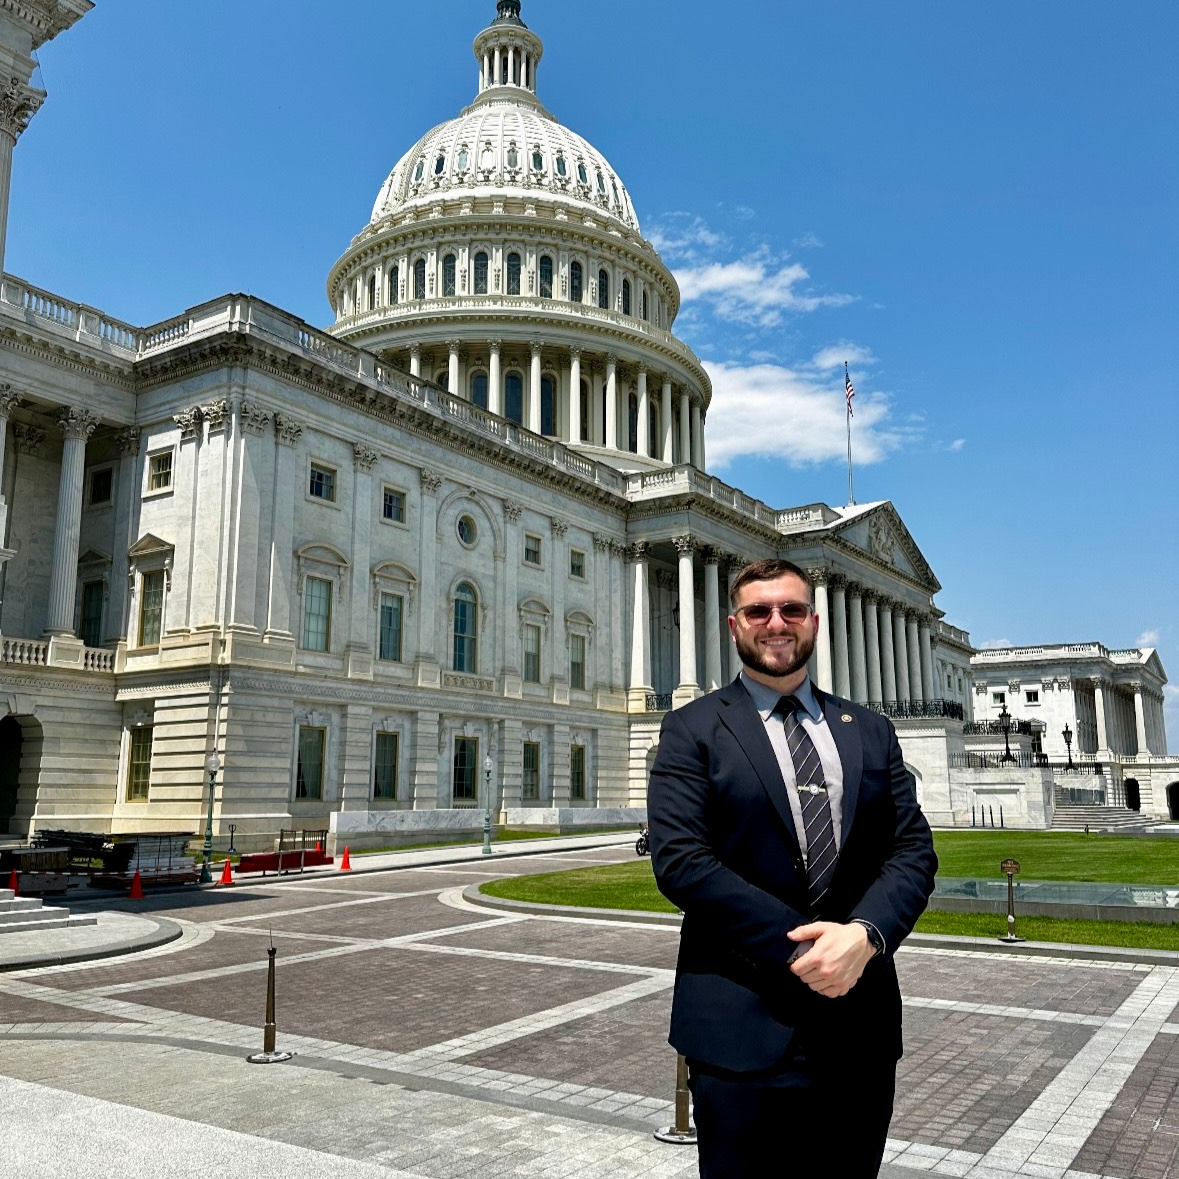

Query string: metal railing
951 751 1105 773
645 693 673 712
866 699 965 721
963 718 1038 736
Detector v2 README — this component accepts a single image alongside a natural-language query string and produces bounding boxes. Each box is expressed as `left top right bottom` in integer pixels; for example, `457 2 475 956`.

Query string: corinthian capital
58 406 100 441
0 383 20 418
0 77 44 140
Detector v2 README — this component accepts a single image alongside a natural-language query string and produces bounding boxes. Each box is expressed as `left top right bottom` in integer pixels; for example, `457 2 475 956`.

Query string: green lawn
932 830 1179 884
479 831 1179 950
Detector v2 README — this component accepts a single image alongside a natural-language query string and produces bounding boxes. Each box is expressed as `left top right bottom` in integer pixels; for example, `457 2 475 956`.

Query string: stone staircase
1051 804 1151 833
0 888 97 934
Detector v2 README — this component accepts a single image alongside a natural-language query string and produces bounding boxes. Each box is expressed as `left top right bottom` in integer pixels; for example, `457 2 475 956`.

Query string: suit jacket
648 677 937 1074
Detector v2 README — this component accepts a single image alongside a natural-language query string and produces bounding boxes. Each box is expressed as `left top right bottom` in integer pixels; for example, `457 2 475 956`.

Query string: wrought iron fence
645 693 673 712
963 718 1038 736
866 699 964 721
951 751 1104 773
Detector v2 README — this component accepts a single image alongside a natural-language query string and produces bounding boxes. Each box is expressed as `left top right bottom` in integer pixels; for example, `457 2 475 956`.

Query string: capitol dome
327 0 711 474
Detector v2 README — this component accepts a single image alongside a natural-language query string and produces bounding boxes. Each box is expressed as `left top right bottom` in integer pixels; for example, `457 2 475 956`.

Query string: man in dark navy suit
648 558 937 1178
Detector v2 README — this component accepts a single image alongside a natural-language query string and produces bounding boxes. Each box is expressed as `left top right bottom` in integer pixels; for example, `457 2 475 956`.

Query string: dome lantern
474 1 543 100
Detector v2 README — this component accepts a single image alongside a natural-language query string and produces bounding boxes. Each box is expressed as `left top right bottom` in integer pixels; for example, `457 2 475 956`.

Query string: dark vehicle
635 823 650 857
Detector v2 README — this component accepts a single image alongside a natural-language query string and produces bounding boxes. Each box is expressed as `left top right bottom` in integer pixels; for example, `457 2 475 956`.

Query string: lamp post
482 756 493 856
999 704 1015 764
199 749 221 884
1062 723 1074 770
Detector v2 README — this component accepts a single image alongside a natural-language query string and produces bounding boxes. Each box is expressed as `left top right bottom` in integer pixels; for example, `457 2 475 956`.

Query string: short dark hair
729 558 814 608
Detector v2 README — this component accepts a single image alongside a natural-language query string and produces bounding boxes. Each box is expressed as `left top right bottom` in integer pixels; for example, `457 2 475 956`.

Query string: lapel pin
840 714 854 723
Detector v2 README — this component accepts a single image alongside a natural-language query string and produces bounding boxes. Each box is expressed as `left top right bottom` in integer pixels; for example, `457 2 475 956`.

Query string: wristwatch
853 919 885 957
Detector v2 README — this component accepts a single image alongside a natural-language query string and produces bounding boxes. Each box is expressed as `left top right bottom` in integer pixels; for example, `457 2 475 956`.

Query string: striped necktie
777 694 838 912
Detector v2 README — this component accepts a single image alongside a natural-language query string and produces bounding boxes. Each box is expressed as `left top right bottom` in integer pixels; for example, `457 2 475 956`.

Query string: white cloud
947 438 966 452
645 213 726 261
794 232 824 249
1136 628 1161 647
674 249 855 328
702 360 914 469
979 639 1014 650
810 342 876 372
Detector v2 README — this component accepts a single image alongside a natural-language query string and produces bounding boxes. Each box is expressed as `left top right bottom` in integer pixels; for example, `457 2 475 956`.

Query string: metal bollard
654 1053 697 1145
247 934 294 1064
997 858 1025 944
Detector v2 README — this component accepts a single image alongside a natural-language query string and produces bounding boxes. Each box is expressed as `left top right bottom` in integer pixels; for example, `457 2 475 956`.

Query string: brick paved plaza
3 841 1179 1178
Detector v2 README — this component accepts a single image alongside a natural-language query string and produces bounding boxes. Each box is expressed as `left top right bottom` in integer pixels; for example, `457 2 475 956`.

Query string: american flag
845 364 855 417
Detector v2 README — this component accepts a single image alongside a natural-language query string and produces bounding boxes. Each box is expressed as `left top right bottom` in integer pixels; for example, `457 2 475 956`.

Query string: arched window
570 261 583 303
505 372 524 424
470 371 488 409
500 54 509 85
649 401 660 457
507 252 521 296
367 274 377 310
580 379 591 444
443 253 457 297
474 251 488 295
453 582 478 673
541 375 556 437
598 269 609 310
642 289 649 321
413 259 426 300
539 255 553 299
622 279 631 316
388 264 399 305
437 370 449 392
628 393 639 453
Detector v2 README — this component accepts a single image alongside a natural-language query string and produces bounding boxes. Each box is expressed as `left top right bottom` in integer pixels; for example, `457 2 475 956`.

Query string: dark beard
734 624 816 680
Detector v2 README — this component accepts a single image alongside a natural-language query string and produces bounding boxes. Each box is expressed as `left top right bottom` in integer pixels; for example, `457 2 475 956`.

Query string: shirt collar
739 670 823 723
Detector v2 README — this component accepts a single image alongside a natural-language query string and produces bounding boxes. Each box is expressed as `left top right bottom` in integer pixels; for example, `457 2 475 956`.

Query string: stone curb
462 883 683 925
0 915 185 973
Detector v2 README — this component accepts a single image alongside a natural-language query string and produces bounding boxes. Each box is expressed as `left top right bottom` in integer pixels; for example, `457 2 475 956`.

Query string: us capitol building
0 2 1171 848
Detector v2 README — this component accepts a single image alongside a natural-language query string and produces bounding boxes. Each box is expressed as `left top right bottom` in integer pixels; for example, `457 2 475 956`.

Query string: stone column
609 541 625 692
501 500 522 690
529 341 543 433
347 444 378 679
108 427 141 643
447 339 461 396
488 339 502 415
847 585 867 704
703 548 722 691
44 407 99 635
626 542 652 708
831 576 850 698
863 591 882 703
0 385 20 549
661 376 673 462
877 599 896 703
892 607 910 703
550 518 568 693
1132 683 1150 755
690 401 703 468
1092 677 1109 752
679 391 691 464
593 535 611 691
919 617 935 702
604 354 618 449
636 365 649 457
673 536 699 703
409 344 422 379
906 612 923 702
265 414 302 642
568 347 581 442
810 568 833 693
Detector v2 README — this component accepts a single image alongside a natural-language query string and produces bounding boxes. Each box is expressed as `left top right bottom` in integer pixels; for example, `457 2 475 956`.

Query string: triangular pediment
77 548 111 566
834 504 940 592
128 533 174 559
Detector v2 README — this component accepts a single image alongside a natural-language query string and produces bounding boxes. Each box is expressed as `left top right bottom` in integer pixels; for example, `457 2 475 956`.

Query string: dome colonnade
327 0 709 473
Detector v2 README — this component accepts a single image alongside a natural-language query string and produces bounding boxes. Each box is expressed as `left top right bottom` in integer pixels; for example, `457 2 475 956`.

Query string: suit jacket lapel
817 688 863 842
717 679 801 852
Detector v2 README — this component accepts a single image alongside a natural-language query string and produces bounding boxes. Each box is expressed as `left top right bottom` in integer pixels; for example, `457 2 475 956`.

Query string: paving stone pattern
5 849 1179 1178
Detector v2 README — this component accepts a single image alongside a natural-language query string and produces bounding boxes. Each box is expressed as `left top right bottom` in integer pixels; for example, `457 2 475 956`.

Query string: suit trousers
688 1048 896 1179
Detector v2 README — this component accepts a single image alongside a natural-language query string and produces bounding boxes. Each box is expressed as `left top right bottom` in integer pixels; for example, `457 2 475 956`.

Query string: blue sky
14 1 1177 744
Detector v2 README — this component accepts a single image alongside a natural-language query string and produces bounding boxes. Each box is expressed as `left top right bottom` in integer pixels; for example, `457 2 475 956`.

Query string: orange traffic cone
217 857 234 887
128 869 144 900
339 846 351 872
8 868 17 896
315 840 322 854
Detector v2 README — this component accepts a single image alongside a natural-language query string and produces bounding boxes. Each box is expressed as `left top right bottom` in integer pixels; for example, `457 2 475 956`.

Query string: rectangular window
378 593 403 662
523 741 540 800
127 726 153 802
1025 690 1039 705
89 467 113 505
992 691 1006 706
570 744 586 801
309 463 337 502
523 534 542 566
147 451 172 491
296 726 325 800
139 570 165 646
569 549 585 578
382 487 405 523
374 731 398 800
303 576 332 651
452 736 479 803
570 633 586 691
523 624 541 683
80 580 104 648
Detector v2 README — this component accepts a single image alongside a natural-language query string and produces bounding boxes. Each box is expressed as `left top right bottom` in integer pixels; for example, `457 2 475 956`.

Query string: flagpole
845 361 855 506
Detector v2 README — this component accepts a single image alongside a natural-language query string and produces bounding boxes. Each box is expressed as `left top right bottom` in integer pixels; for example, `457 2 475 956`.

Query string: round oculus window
457 515 478 546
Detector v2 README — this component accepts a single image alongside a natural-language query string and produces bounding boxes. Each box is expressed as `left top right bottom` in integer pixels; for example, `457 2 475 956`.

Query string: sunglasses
734 601 814 625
